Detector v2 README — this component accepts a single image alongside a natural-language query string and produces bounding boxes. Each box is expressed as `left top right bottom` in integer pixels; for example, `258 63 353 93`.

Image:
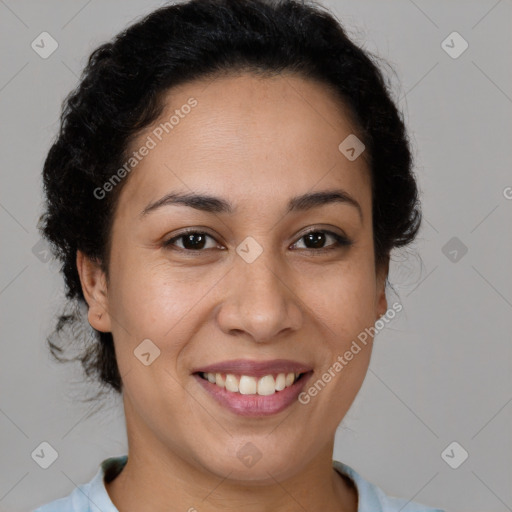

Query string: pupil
305 232 325 249
184 233 206 250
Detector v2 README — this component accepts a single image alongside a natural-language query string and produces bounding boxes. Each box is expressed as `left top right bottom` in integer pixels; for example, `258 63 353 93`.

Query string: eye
163 228 353 254
291 229 353 252
163 229 220 252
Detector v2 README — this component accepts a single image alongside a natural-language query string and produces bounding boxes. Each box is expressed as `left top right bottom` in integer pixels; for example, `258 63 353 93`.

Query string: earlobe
375 258 390 321
76 250 112 332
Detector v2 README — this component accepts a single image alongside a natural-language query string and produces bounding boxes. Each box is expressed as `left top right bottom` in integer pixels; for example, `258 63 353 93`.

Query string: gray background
1 1 511 511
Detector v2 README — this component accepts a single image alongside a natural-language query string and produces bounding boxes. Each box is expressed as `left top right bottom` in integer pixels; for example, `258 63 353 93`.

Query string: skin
77 72 389 512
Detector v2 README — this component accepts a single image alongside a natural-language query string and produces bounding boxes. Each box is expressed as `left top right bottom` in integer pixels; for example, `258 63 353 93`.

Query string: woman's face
81 72 388 482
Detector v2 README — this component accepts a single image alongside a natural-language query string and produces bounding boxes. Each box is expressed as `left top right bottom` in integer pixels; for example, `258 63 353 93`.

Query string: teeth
225 374 239 392
239 375 257 394
202 372 301 395
285 372 295 387
257 375 276 395
215 373 225 388
275 373 286 391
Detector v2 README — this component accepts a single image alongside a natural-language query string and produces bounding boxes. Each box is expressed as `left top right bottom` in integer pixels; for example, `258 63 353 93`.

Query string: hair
38 0 422 400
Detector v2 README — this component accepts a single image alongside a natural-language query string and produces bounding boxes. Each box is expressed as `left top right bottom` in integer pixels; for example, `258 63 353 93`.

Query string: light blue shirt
32 455 445 512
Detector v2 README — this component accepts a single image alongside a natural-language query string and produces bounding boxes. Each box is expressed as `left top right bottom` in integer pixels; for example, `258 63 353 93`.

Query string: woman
33 0 445 510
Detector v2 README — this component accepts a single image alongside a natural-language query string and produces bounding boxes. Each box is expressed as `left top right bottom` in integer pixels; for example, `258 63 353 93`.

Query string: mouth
192 364 314 417
196 370 308 395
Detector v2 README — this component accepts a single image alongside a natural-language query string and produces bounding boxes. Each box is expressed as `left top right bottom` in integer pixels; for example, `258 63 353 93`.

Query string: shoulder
333 460 446 512
31 480 96 512
32 456 127 512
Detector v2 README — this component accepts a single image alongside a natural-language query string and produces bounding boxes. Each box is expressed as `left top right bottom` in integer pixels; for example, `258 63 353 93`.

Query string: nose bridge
218 236 302 342
238 237 287 306
240 242 282 294
234 228 281 283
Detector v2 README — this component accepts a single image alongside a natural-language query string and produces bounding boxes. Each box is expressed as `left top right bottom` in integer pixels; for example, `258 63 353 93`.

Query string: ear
76 250 112 332
375 256 389 322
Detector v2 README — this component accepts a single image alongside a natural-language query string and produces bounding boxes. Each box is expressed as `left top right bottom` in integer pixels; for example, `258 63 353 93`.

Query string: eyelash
162 228 353 254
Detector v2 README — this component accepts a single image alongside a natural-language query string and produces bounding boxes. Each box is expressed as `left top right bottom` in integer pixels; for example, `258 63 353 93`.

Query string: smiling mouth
196 371 307 395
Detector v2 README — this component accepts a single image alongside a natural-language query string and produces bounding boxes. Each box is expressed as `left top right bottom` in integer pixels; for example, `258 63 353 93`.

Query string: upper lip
192 359 313 378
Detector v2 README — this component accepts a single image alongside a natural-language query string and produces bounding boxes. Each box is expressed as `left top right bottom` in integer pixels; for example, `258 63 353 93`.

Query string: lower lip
194 372 313 417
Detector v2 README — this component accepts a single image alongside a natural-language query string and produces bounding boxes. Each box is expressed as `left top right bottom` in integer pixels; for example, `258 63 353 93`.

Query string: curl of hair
39 0 421 396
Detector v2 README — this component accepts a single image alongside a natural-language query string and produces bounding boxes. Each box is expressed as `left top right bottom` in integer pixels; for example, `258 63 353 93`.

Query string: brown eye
163 231 218 251
163 228 352 254
291 230 353 252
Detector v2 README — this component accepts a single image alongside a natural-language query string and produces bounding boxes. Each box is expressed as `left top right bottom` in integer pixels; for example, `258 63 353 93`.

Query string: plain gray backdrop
1 1 511 511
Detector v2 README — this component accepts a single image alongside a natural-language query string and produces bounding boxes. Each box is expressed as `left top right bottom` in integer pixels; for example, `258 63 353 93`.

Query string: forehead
116 72 371 220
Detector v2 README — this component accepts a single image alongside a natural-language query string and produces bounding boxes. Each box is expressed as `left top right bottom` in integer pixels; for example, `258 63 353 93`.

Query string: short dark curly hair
38 0 421 399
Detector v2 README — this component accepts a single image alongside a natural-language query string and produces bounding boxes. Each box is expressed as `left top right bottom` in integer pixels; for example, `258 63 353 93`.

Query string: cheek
108 246 183 329
299 259 378 398
300 271 376 415
302 259 378 335
106 253 222 365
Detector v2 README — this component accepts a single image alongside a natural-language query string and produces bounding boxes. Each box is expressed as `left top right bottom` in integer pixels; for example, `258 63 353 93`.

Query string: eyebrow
140 188 363 221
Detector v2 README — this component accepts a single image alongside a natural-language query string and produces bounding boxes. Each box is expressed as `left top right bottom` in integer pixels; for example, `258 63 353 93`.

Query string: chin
200 443 305 485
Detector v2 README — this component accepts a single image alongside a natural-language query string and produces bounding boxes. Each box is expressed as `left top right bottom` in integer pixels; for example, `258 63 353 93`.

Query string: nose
215 249 303 344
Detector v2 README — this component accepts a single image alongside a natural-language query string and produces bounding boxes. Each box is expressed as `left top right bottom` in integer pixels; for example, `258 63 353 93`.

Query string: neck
106 398 358 512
